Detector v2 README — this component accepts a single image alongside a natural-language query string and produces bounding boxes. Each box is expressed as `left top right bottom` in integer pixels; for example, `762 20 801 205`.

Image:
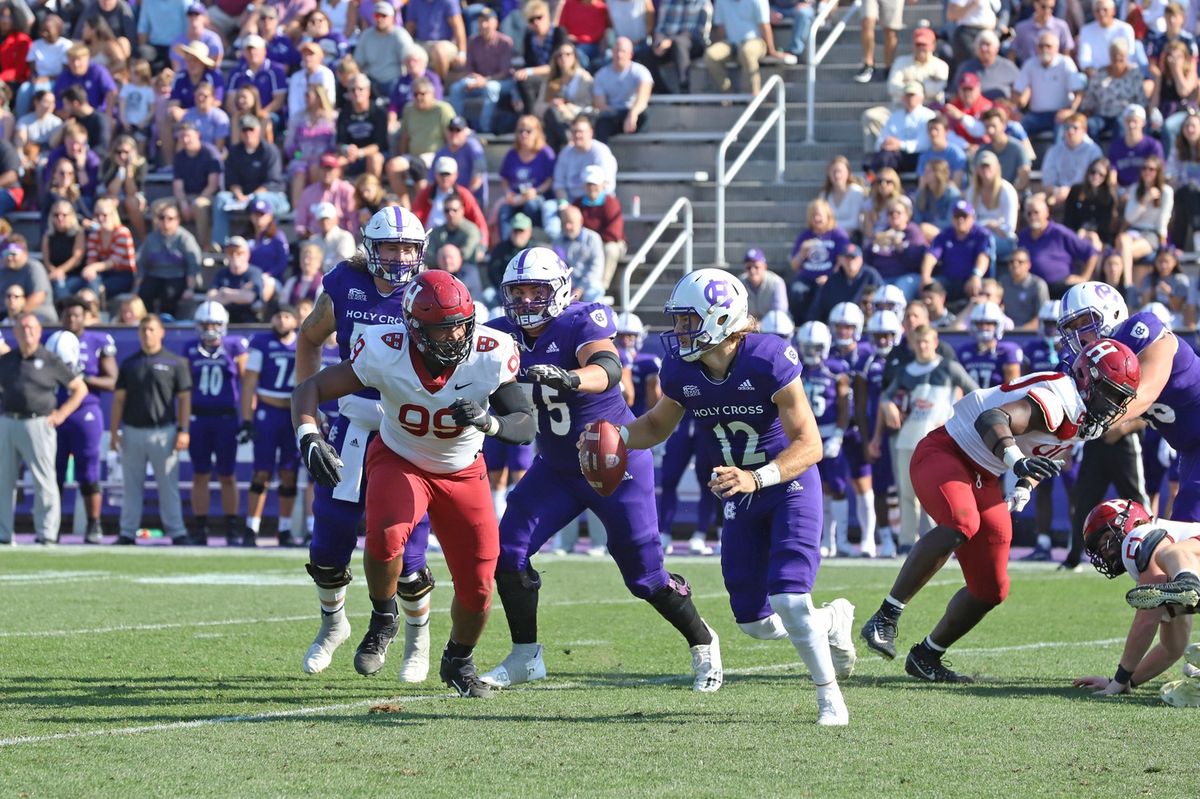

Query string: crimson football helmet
1071 338 1140 440
1083 499 1152 578
402 271 475 367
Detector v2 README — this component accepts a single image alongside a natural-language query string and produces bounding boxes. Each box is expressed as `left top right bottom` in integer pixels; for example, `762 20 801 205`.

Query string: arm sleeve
950 361 979 393
487 379 535 444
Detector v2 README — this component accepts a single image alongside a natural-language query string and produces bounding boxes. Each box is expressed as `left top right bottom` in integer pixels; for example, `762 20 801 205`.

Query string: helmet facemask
503 281 559 330
1058 308 1107 357
409 314 475 368
661 309 710 361
366 239 424 293
1084 507 1133 579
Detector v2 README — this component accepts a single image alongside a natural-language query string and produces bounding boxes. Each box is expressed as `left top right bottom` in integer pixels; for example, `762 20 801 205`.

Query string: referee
0 313 88 544
110 314 193 545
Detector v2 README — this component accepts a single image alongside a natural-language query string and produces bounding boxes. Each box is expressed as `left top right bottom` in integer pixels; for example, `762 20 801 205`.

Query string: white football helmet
866 309 902 354
615 311 646 349
795 321 832 366
194 300 230 346
874 284 907 313
502 247 573 329
362 206 427 291
970 301 1006 344
828 301 865 348
46 329 80 374
662 269 750 361
1038 299 1062 339
1058 281 1129 356
759 309 795 339
1141 301 1173 327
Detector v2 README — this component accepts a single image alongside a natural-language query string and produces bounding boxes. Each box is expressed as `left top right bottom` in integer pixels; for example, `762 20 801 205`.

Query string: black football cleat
860 610 898 660
354 611 400 676
441 653 493 698
905 643 973 683
1127 573 1200 611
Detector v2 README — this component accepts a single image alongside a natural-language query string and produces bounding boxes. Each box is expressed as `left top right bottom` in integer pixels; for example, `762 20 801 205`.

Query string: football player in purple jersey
56 296 118 544
856 310 903 557
619 269 856 725
183 301 249 546
293 206 435 680
956 302 1023 389
828 302 878 557
484 247 723 693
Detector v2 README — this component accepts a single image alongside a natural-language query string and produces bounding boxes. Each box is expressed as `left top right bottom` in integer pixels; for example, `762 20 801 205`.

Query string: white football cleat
1185 642 1200 671
426 534 443 554
825 598 857 679
816 681 849 726
1161 677 1200 708
878 531 897 559
689 533 714 556
661 533 675 555
690 625 723 692
397 621 430 683
302 610 351 674
1184 663 1200 680
480 643 547 688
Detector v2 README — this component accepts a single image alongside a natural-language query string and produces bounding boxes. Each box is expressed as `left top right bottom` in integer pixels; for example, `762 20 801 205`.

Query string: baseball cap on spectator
186 2 207 15
840 243 863 260
582 164 606 185
478 6 497 18
374 1 395 15
249 198 272 215
312 202 338 220
958 72 980 90
299 41 323 56
447 115 468 131
903 80 924 97
912 27 935 46
178 118 200 133
511 213 533 231
224 236 249 250
435 156 458 174
953 200 974 217
743 247 766 263
259 4 278 17
242 34 266 49
975 150 1000 169
319 153 342 168
240 114 261 129
1123 104 1146 121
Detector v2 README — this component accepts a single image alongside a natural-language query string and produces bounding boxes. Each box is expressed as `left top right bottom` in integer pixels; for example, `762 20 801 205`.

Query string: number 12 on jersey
712 421 766 467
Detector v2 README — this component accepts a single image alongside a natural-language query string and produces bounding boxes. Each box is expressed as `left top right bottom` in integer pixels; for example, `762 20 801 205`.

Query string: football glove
449 397 497 434
237 420 255 444
300 431 343 488
1005 479 1033 513
524 363 582 392
1012 455 1061 481
1160 437 1177 469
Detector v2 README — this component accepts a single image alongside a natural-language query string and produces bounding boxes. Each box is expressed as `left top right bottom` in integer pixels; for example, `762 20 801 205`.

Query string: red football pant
909 427 1012 605
364 438 499 613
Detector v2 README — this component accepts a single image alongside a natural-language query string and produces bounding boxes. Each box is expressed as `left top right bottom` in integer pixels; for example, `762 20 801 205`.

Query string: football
579 420 628 497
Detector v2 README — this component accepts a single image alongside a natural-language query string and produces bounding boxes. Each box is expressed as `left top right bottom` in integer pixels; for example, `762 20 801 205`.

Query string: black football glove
237 420 255 444
524 363 582 392
300 431 343 488
1012 455 1061 481
449 397 491 431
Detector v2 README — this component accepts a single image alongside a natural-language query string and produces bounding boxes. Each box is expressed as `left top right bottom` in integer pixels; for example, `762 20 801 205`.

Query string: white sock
306 516 315 534
856 490 877 555
279 518 293 533
317 586 346 615
1036 534 1051 550
884 594 906 611
397 571 431 626
492 487 507 519
924 635 946 652
820 496 833 552
831 497 850 551
246 517 261 533
769 592 836 685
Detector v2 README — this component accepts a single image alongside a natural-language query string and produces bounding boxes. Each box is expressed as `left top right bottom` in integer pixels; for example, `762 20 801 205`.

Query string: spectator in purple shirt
1017 193 1097 297
387 46 443 127
53 45 117 113
169 3 226 71
258 6 301 70
920 200 995 303
1108 104 1163 188
172 120 223 251
864 197 927 298
405 0 468 80
433 114 489 207
247 198 292 280
497 113 559 238
446 8 514 134
225 35 288 133
789 198 848 288
158 41 224 166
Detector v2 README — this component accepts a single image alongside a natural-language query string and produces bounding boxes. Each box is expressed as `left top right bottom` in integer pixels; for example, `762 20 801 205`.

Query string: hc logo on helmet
703 280 732 309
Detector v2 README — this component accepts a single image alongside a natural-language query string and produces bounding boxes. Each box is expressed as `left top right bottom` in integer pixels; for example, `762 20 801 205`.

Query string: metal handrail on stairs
804 0 863 144
715 74 786 267
620 197 693 313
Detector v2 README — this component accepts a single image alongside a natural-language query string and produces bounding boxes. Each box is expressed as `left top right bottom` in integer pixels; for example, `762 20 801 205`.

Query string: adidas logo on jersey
786 480 803 494
348 438 360 447
738 379 755 391
348 288 368 302
546 342 560 353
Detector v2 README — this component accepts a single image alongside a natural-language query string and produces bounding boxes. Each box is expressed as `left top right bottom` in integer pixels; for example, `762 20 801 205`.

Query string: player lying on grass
607 269 856 726
292 271 535 698
860 338 1141 683
1074 499 1197 699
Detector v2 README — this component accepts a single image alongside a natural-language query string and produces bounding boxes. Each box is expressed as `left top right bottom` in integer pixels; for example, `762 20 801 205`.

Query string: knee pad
249 481 267 495
768 592 818 633
78 481 100 497
647 572 691 609
397 566 435 602
305 562 353 589
278 484 299 498
738 614 789 640
496 565 541 596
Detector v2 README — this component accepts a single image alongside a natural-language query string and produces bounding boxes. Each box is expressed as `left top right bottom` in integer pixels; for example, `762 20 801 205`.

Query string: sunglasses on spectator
527 14 544 21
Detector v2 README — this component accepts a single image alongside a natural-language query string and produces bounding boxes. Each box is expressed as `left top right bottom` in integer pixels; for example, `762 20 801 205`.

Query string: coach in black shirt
111 314 192 544
881 300 959 387
0 313 87 544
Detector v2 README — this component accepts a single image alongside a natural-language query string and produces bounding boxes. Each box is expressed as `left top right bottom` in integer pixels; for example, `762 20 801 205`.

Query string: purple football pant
843 427 870 480
499 450 670 598
55 400 103 484
657 418 717 534
189 413 239 476
720 465 823 624
252 405 300 473
1169 449 1200 522
310 414 430 573
483 438 535 473
817 450 848 495
872 432 894 492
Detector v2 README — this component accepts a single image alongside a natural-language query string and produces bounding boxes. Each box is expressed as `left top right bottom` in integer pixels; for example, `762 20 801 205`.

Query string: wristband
752 462 781 490
1002 445 1024 469
483 416 500 436
618 425 630 445
296 422 320 447
1114 664 1134 685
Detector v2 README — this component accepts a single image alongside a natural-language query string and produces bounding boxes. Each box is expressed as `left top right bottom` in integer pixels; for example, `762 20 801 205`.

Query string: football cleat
816 682 850 726
660 533 674 556
904 643 973 683
1126 573 1200 610
441 653 493 698
1020 545 1053 562
84 520 103 545
1184 663 1200 680
1161 677 1200 708
690 625 723 692
353 611 400 676
688 533 714 556
303 609 352 674
480 643 546 688
860 609 898 660
397 622 430 683
1186 642 1200 672
825 598 857 679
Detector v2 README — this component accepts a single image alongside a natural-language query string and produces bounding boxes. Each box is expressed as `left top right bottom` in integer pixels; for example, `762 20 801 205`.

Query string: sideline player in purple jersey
827 302 877 556
957 302 1023 389
483 247 723 692
56 296 117 544
796 321 853 558
242 306 300 547
183 301 249 546
480 307 534 521
615 311 662 417
619 269 855 725
294 207 435 679
856 310 903 558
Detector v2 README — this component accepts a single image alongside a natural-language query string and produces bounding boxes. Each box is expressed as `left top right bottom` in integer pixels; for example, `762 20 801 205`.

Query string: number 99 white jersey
349 326 520 475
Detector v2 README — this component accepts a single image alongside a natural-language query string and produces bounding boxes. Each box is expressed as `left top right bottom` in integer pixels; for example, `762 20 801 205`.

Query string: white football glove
823 431 843 460
1159 437 1177 469
1005 480 1032 513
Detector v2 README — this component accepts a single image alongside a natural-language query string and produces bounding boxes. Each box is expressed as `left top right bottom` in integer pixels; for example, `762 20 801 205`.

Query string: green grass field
0 548 1191 798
